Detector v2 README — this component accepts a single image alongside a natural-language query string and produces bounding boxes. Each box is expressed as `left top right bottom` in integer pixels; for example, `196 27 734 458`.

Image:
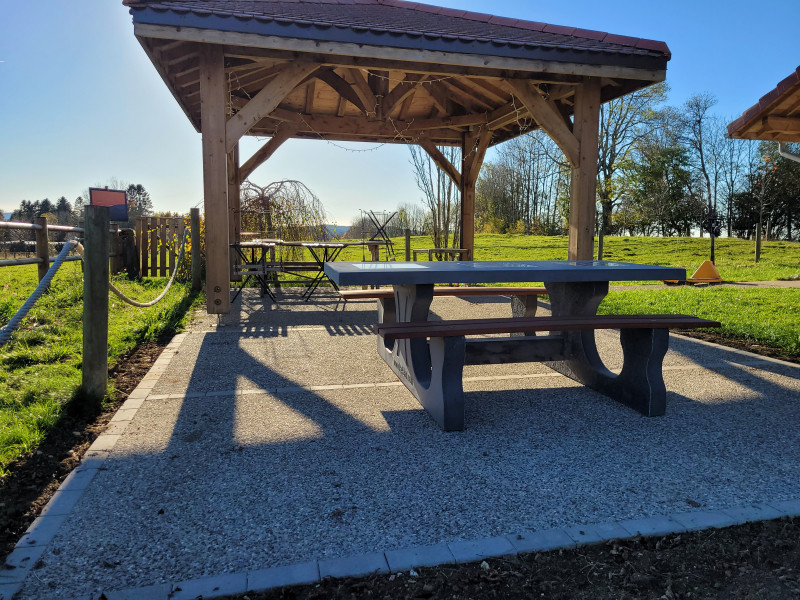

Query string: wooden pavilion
123 0 670 314
727 66 800 143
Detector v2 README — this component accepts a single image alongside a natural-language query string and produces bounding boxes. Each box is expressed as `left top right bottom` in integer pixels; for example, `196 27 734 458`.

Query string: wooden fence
134 217 188 278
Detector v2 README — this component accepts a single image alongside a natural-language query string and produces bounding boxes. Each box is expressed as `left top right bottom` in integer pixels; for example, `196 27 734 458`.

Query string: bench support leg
377 284 467 431
544 281 669 417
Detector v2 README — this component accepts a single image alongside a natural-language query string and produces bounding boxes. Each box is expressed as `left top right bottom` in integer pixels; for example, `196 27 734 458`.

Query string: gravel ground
16 289 800 600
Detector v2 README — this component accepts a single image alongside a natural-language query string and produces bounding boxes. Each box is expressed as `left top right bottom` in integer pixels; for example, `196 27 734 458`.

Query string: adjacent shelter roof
728 66 800 142
124 0 670 146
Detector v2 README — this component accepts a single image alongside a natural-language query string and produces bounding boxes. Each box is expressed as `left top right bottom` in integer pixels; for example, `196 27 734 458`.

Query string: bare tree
409 144 460 256
679 93 723 237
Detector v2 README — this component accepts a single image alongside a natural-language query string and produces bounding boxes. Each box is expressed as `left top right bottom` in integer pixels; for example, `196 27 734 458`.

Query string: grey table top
324 260 686 286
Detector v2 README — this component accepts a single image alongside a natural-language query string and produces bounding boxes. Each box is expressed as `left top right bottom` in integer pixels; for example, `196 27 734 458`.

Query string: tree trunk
755 211 763 262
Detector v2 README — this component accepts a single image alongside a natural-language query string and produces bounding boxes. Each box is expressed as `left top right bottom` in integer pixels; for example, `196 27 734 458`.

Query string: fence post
191 208 202 292
35 217 50 282
404 228 411 261
81 205 109 410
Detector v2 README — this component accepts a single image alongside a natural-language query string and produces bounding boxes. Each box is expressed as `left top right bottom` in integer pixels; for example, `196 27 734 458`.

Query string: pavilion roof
125 0 670 146
728 66 800 142
124 0 670 67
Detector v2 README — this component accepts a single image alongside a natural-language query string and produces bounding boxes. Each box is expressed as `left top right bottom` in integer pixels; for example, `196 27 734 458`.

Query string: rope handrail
107 227 190 308
0 240 80 346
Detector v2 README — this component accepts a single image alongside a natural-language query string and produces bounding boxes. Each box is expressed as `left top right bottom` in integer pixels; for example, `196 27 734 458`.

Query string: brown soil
220 518 800 600
3 331 799 599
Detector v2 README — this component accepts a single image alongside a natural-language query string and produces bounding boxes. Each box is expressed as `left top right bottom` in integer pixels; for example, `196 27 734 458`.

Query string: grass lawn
340 233 800 282
600 287 800 355
0 262 199 476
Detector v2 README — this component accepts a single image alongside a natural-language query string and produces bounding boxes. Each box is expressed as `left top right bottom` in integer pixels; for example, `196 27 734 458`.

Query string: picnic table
230 239 388 301
324 260 719 430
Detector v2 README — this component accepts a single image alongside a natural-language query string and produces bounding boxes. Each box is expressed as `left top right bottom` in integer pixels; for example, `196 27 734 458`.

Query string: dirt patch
219 518 800 600
676 330 800 365
0 339 167 562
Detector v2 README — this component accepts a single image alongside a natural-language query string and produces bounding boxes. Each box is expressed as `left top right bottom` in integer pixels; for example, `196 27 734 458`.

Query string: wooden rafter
238 124 298 183
265 108 462 142
418 137 462 188
314 67 367 115
438 79 486 111
304 80 316 114
763 115 800 133
417 82 450 114
503 79 579 167
383 74 427 116
225 61 318 152
445 78 496 109
398 93 415 121
346 68 379 116
487 102 527 130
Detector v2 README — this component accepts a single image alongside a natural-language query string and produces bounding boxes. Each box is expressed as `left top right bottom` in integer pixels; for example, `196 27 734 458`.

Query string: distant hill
326 224 350 238
2 212 11 221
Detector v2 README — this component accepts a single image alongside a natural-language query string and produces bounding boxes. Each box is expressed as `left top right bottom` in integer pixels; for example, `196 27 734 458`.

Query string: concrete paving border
2 327 799 600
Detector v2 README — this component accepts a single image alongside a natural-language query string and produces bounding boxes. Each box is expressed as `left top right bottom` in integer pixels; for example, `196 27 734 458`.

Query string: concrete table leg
544 281 669 416
376 284 467 431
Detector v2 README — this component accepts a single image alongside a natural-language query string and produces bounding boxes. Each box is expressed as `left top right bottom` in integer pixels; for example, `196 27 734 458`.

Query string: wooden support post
200 44 230 314
34 217 49 282
405 228 411 261
81 205 109 411
459 129 491 262
228 144 241 282
569 78 601 261
191 208 202 292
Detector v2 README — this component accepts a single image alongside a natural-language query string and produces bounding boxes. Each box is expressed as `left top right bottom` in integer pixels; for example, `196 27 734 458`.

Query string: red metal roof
728 66 800 141
124 0 671 62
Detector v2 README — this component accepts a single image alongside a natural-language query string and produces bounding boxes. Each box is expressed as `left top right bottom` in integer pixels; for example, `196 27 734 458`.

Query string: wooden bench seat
375 313 721 429
340 286 547 301
375 314 720 342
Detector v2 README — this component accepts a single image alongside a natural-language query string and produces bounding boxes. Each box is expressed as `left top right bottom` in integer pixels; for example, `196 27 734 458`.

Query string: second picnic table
324 260 719 431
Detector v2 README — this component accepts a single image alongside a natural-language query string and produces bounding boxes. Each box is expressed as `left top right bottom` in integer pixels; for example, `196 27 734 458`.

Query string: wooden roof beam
225 61 318 152
314 67 368 115
763 115 800 133
418 137 462 188
487 102 528 130
346 68 379 116
266 108 463 142
503 79 579 167
383 74 427 116
239 124 298 183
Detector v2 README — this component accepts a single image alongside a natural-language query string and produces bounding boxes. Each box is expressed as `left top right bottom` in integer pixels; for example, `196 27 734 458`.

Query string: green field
0 262 198 476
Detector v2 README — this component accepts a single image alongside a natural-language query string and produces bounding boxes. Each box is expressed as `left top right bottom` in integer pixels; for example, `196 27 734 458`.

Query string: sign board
89 188 128 222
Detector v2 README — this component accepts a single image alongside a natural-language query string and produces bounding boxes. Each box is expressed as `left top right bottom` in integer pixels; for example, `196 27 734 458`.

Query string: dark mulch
219 518 800 600
2 331 799 599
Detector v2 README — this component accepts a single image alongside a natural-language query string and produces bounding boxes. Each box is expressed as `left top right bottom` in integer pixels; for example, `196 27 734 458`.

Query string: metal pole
191 208 202 291
34 216 50 282
404 228 411 261
82 205 109 410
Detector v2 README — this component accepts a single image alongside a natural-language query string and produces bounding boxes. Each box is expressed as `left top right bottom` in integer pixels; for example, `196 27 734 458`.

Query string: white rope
108 228 190 308
0 240 79 346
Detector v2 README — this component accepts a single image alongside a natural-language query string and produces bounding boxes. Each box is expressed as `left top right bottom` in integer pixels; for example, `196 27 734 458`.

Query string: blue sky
0 0 798 223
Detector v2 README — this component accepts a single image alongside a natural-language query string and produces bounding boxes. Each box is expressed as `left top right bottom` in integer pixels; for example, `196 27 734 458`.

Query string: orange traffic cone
687 260 722 284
